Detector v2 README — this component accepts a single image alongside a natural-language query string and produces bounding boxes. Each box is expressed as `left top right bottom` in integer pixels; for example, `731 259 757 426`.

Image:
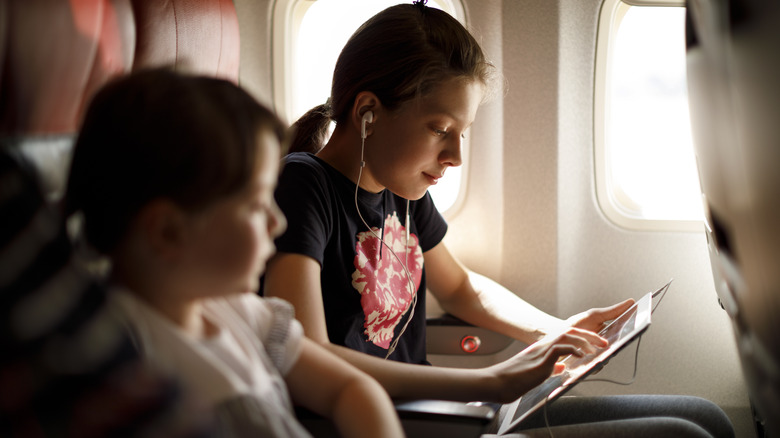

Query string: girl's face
363 77 484 200
177 128 287 296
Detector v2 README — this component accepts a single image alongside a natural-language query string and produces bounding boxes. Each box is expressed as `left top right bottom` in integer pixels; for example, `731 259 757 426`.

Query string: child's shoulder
219 294 294 317
211 295 303 370
212 295 296 333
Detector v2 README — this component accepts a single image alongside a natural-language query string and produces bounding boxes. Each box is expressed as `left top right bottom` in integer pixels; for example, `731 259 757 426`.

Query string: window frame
594 0 702 232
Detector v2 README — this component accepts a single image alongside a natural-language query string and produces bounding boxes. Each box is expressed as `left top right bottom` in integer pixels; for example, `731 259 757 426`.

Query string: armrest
394 399 497 437
296 399 497 438
427 314 514 356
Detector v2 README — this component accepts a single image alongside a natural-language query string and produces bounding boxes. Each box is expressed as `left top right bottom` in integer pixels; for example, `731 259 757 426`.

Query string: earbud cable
355 135 417 359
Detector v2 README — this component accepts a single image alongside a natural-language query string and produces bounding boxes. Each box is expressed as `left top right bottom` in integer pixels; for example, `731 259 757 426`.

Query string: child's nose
269 202 287 238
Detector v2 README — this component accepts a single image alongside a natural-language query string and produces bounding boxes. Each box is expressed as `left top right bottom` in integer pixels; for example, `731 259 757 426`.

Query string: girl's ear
351 91 382 138
135 199 188 261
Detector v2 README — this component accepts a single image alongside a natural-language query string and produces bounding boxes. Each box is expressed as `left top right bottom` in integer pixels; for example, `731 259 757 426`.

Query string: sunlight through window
597 2 703 230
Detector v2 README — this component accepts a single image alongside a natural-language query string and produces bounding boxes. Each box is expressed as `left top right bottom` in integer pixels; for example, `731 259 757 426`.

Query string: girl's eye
433 128 447 136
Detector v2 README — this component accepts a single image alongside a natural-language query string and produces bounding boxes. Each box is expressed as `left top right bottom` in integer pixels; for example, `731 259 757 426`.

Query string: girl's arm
424 242 634 343
265 252 598 403
285 337 404 438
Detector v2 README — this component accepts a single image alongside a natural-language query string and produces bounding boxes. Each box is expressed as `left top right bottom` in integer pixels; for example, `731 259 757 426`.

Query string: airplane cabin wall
448 0 753 435
233 0 275 121
231 0 754 435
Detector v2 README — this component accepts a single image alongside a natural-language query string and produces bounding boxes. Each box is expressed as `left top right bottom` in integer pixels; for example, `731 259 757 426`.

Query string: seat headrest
0 0 135 136
131 0 240 82
0 0 241 199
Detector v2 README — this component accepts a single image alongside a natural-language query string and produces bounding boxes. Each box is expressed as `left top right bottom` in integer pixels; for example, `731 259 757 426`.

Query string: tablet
497 287 659 434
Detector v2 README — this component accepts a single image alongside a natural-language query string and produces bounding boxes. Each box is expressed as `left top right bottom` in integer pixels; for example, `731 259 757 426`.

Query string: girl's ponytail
289 103 332 154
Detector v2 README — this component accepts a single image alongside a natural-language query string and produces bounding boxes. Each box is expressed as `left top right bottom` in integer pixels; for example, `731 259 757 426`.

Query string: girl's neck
149 293 217 339
156 297 210 338
112 265 213 339
139 286 211 338
316 127 358 180
317 126 383 193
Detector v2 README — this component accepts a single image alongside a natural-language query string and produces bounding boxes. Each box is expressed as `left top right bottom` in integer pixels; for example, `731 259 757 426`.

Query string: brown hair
288 3 496 154
65 68 286 253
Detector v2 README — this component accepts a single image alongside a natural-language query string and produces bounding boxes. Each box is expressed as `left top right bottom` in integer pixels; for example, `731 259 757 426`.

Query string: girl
262 2 734 437
65 69 404 438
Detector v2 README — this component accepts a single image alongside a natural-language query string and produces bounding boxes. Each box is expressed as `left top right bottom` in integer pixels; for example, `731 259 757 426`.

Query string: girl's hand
486 328 608 403
565 299 635 334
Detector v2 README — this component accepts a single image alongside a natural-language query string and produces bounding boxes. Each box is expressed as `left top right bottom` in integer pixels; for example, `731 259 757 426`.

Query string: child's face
178 128 286 296
363 77 483 200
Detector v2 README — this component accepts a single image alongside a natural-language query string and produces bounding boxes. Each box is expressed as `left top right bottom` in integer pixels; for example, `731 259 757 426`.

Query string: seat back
686 1 780 436
0 0 241 434
0 0 135 136
0 0 136 198
0 0 240 199
131 0 239 81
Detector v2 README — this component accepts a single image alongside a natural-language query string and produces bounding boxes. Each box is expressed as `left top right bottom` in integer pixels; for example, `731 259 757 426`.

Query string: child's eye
432 128 447 137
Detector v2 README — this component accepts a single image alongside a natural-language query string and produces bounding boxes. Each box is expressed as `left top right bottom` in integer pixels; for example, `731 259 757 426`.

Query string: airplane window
273 0 466 214
595 1 703 231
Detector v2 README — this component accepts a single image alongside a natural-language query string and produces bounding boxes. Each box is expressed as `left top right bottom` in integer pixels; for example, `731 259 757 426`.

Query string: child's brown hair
66 68 286 253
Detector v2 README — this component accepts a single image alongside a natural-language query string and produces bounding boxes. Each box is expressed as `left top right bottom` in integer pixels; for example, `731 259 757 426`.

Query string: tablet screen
498 291 653 434
557 292 651 386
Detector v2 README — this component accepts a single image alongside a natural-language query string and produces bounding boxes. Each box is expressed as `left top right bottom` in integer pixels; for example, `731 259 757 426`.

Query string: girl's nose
441 136 463 168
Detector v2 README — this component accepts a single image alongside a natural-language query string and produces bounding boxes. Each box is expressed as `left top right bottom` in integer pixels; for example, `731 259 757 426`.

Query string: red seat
0 0 241 198
0 0 134 136
0 0 240 137
131 0 240 83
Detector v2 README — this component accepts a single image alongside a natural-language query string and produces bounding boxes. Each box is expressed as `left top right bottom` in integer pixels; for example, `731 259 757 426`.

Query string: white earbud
361 111 374 139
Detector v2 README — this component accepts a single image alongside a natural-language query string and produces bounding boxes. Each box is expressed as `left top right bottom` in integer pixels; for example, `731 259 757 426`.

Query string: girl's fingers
548 331 602 355
565 327 608 348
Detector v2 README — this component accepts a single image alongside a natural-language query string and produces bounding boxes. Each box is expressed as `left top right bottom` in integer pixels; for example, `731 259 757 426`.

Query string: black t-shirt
266 152 448 364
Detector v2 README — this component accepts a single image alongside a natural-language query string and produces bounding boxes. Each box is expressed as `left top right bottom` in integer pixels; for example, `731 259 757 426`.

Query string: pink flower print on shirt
351 212 423 349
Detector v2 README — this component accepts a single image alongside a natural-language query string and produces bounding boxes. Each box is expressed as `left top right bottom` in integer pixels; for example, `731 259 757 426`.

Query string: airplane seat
0 0 232 434
686 1 780 437
0 3 215 434
0 0 241 201
0 0 135 199
129 0 240 82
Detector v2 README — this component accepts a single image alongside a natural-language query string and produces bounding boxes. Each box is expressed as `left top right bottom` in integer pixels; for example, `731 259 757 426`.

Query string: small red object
461 335 481 353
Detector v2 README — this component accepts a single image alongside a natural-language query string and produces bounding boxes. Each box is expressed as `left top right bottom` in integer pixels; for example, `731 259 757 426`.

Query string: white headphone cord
386 199 415 358
355 135 417 359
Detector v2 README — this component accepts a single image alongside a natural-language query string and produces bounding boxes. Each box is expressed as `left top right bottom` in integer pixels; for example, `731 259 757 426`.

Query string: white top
110 290 309 436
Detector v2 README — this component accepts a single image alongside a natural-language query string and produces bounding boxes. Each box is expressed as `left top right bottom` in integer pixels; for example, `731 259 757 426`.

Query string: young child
64 68 404 438
262 2 735 437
